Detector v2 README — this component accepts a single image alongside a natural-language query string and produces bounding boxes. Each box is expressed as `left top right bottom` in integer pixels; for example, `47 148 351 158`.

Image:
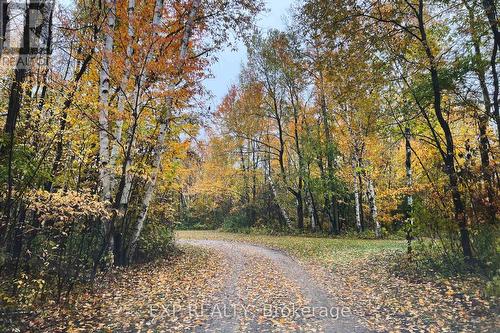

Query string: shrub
135 220 175 263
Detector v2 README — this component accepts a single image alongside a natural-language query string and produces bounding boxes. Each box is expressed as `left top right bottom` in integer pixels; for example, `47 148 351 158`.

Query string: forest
0 0 498 332
184 0 498 263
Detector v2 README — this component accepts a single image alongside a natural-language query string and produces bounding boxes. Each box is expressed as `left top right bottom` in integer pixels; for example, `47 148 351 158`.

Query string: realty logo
0 0 52 55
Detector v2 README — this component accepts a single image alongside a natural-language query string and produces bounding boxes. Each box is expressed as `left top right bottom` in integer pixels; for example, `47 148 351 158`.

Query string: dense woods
0 0 498 329
0 0 261 307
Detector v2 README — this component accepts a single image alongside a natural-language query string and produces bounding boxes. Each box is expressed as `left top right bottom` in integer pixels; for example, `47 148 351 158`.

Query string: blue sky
204 0 295 109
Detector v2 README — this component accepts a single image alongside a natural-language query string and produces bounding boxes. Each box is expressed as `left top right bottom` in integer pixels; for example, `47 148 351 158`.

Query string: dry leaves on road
237 254 312 332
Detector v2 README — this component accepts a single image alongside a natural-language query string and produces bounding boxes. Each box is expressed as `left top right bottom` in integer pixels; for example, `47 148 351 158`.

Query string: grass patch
175 230 405 265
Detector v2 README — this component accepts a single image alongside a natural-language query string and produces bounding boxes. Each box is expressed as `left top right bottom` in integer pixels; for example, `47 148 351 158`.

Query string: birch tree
127 0 203 261
98 0 116 204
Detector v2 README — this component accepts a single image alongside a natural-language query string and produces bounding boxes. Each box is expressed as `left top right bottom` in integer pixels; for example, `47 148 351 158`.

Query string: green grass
176 230 405 265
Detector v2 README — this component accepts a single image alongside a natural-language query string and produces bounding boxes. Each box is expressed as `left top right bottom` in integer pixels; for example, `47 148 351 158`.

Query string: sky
203 0 295 110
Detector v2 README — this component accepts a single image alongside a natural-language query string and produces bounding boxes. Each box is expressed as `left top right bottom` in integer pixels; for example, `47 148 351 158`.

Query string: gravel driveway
178 238 370 333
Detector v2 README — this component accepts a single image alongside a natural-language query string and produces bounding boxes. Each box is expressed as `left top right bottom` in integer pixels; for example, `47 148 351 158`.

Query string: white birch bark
110 0 135 192
127 0 202 260
266 160 292 228
306 192 316 231
152 0 164 28
367 177 380 238
98 0 116 203
352 157 362 232
116 0 164 206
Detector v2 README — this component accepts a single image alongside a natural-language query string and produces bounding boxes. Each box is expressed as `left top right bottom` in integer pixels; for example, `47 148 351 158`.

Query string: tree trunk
98 0 117 257
296 192 304 230
357 172 365 230
482 0 500 50
317 70 339 234
240 146 250 204
480 0 500 139
127 115 169 261
109 0 139 264
465 1 496 222
2 1 30 220
316 140 335 233
306 193 315 231
0 0 8 57
98 0 116 203
34 3 54 114
268 169 292 228
308 188 319 232
366 177 380 238
405 127 414 254
126 0 201 263
490 42 500 142
252 141 258 202
417 0 473 259
290 88 305 230
352 157 362 232
110 0 136 193
477 116 496 223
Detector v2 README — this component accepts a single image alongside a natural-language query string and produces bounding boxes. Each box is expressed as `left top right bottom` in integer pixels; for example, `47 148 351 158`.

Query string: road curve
177 238 370 333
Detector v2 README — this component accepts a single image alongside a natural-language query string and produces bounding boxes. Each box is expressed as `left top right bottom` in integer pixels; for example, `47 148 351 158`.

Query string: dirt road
178 238 369 333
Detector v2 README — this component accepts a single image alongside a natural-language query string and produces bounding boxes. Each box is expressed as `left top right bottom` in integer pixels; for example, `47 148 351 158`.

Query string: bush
472 225 500 277
221 213 252 232
0 190 109 309
485 274 500 298
135 220 175 262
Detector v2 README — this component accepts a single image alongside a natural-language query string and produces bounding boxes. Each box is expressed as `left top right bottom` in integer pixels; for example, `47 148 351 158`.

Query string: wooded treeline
0 0 261 305
182 0 498 265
